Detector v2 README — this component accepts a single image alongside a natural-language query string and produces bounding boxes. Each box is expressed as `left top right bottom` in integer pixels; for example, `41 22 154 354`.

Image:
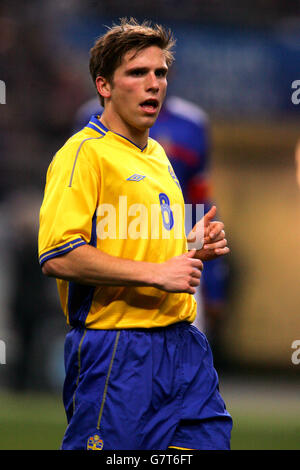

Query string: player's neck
100 110 149 150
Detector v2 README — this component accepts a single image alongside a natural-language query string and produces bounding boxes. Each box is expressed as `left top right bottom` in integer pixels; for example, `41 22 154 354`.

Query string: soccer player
38 18 232 450
73 92 228 341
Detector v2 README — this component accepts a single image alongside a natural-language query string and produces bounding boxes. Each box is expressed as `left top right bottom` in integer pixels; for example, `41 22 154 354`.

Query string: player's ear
95 76 112 101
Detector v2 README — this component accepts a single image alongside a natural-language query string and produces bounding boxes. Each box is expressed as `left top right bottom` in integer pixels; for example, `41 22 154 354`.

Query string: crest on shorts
87 434 104 450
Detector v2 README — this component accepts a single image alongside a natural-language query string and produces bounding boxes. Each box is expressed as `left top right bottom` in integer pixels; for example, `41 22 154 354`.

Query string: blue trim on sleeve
39 238 86 266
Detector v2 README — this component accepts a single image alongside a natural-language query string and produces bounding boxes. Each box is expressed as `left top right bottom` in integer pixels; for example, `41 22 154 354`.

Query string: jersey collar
85 114 108 135
86 114 148 152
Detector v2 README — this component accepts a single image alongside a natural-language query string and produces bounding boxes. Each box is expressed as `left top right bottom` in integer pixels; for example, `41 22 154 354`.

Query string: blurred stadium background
1 0 300 450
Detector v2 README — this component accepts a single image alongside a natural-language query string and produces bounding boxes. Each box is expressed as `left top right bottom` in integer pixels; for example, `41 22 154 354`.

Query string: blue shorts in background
61 322 232 450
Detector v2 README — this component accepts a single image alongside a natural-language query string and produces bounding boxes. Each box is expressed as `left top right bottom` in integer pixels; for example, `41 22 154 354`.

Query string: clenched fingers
208 221 225 240
190 257 203 271
191 267 201 278
203 237 228 251
215 246 230 256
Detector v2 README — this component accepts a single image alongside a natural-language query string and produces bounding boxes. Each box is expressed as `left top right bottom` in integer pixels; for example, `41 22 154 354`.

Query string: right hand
187 205 230 261
155 249 203 295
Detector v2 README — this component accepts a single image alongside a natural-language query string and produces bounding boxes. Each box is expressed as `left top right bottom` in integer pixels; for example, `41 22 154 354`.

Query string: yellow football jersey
38 115 197 329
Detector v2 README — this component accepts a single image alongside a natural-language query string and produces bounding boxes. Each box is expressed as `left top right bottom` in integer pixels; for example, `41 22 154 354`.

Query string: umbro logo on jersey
126 174 146 182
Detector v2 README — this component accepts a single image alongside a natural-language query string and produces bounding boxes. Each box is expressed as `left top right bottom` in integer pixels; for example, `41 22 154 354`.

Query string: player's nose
145 71 159 92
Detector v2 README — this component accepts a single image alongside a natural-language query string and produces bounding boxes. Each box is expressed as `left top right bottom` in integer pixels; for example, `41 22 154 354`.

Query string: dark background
0 0 300 450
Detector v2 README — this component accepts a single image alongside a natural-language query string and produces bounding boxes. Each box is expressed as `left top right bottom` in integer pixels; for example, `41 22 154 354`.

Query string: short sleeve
38 139 100 266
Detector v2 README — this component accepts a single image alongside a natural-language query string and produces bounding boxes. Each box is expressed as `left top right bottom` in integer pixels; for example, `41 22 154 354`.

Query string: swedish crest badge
87 434 104 450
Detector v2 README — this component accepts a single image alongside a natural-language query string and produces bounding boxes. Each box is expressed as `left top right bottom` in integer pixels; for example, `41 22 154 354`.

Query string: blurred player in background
39 18 232 450
73 89 229 362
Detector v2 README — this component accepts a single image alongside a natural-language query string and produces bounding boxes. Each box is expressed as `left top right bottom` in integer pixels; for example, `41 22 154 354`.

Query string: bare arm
42 244 203 295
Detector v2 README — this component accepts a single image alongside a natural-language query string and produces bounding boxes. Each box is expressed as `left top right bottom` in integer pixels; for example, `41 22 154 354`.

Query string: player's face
105 46 168 135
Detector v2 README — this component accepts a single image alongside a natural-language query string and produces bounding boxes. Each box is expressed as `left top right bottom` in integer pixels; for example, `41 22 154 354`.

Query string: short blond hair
89 17 176 105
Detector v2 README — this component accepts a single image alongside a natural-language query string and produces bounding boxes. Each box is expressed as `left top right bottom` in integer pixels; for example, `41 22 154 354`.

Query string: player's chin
138 115 159 130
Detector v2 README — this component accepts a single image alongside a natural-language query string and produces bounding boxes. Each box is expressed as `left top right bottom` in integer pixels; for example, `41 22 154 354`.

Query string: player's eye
130 69 146 76
155 69 168 78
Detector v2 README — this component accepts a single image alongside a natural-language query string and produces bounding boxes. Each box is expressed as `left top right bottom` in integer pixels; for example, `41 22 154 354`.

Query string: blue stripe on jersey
87 115 147 151
85 122 106 134
113 131 148 152
39 238 86 266
67 210 97 328
89 115 108 133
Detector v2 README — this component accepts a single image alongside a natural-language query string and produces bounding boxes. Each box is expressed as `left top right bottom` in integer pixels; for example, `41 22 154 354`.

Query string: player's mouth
140 99 159 115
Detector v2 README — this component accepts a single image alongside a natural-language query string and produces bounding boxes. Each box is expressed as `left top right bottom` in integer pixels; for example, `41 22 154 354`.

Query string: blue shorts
61 322 232 450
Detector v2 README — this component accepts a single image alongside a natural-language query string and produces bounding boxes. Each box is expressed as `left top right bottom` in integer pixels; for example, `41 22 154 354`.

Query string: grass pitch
0 377 299 450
